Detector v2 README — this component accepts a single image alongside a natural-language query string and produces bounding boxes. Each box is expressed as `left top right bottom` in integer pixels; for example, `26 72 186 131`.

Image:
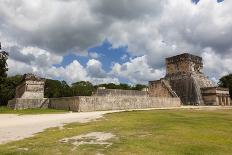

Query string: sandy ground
1 106 232 145
0 111 119 144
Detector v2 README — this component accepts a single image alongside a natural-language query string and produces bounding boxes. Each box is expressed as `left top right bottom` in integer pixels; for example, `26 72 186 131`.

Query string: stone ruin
8 74 49 109
15 73 45 99
149 53 231 106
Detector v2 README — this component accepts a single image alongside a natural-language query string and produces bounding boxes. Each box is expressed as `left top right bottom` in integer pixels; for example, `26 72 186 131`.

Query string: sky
0 0 231 85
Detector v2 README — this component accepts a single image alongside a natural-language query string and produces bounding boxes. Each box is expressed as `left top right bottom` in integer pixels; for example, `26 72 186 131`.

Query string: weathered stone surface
93 88 148 97
49 96 181 112
166 53 203 75
7 98 49 110
48 97 80 111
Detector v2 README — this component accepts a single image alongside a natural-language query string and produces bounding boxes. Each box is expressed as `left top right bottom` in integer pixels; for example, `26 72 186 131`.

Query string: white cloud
2 0 232 83
88 52 100 59
86 59 106 78
47 60 88 83
111 56 165 84
202 48 232 80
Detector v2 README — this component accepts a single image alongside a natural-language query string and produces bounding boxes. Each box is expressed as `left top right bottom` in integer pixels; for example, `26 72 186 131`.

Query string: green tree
0 75 23 105
219 74 232 99
44 79 63 98
132 84 148 91
71 81 94 96
0 50 9 78
60 81 72 97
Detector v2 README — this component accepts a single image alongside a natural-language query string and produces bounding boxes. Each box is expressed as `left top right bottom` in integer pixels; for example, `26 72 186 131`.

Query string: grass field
0 106 67 115
0 109 232 155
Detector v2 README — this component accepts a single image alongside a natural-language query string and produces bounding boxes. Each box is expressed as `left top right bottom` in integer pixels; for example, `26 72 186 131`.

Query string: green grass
1 109 232 155
0 106 67 115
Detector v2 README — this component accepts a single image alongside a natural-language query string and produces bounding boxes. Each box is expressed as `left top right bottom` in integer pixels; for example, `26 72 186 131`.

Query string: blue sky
57 39 130 73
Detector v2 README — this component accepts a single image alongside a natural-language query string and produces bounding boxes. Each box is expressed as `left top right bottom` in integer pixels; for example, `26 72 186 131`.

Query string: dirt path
0 111 119 144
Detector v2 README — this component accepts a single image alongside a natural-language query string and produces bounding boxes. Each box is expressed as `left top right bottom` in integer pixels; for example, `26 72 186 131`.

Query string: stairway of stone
161 79 179 97
191 73 215 105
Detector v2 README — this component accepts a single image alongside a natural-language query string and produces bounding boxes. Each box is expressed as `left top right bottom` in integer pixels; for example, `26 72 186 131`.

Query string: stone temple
8 74 49 109
15 73 45 99
149 53 231 106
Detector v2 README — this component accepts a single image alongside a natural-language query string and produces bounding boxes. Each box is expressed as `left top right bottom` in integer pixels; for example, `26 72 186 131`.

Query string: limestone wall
49 96 181 112
93 89 148 96
49 97 80 111
8 98 49 110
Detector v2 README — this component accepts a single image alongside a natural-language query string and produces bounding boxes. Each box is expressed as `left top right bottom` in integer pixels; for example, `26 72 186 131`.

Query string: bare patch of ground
60 132 115 150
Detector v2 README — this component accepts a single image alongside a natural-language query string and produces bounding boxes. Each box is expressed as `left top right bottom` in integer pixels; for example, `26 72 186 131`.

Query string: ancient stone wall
49 96 181 112
7 98 49 110
93 89 148 96
49 97 80 111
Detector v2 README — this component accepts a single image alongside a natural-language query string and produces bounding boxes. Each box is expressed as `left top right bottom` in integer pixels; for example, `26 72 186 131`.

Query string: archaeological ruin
7 53 231 111
8 74 49 109
149 53 231 106
7 74 181 111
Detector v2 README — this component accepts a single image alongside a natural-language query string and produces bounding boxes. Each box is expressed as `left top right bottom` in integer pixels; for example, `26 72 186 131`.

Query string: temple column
224 96 227 106
227 96 230 106
219 96 222 106
222 96 225 106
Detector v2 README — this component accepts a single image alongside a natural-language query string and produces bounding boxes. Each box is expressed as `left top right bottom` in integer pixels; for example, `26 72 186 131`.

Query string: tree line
0 47 232 106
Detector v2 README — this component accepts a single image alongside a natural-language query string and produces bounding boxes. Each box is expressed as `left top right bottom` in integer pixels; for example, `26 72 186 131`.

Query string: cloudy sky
0 0 231 84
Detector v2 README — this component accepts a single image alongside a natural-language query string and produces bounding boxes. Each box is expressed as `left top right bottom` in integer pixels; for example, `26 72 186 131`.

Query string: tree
71 81 94 96
0 43 9 78
96 83 148 91
60 81 72 97
44 79 63 98
218 74 232 99
132 84 148 91
0 75 23 105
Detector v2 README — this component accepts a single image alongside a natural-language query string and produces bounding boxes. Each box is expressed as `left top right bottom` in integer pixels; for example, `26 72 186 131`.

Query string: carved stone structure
16 74 45 99
149 53 231 106
201 87 231 106
8 74 48 109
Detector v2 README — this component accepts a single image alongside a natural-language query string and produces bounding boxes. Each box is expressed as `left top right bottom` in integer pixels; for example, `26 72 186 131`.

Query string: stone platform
49 96 181 112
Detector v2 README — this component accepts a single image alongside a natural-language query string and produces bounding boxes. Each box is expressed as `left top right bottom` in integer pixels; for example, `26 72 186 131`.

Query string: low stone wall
93 89 148 96
49 96 181 112
49 97 79 111
7 98 49 110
